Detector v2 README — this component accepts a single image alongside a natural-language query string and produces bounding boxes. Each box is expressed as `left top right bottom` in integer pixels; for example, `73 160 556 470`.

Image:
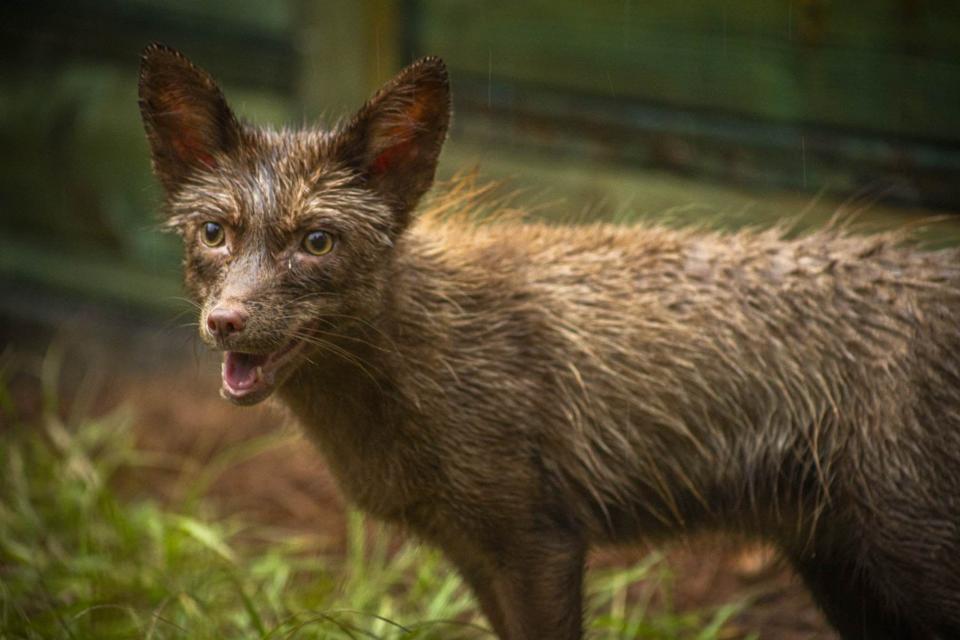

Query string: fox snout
199 297 310 405
201 300 284 353
206 306 248 340
199 255 274 350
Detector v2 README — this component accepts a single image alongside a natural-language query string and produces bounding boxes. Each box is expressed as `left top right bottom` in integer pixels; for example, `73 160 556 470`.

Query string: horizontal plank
417 1 960 60
415 1 960 141
438 138 960 244
0 239 184 314
446 73 960 209
0 0 298 94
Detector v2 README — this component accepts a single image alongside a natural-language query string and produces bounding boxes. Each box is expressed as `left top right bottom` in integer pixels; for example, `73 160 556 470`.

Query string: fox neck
274 226 835 546
273 234 443 518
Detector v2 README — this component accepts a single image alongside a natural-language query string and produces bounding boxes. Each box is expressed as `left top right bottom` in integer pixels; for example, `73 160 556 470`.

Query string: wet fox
139 43 960 639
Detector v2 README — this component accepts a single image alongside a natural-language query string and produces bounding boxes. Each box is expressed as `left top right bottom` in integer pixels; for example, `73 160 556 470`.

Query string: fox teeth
255 366 264 379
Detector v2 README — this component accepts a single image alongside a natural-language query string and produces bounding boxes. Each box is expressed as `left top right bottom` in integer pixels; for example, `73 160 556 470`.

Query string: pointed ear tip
410 55 450 87
138 43 225 103
417 55 447 71
139 42 196 78
141 42 175 64
142 41 168 55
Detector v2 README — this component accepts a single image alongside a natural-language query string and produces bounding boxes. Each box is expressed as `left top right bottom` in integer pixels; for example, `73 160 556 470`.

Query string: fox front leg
449 531 587 640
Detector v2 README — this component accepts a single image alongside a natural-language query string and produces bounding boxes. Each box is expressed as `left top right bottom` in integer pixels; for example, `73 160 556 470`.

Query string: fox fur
139 43 960 639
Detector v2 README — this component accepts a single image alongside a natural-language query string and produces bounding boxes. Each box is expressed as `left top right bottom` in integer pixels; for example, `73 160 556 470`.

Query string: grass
0 353 752 639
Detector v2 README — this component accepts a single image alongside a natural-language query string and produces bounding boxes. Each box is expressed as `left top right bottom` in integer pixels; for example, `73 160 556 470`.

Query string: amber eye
302 230 334 256
200 221 225 247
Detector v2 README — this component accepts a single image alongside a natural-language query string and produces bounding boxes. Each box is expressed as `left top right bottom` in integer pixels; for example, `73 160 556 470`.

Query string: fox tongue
223 352 268 390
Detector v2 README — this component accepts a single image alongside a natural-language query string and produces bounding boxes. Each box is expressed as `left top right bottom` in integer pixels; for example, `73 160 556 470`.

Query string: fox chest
294 404 439 522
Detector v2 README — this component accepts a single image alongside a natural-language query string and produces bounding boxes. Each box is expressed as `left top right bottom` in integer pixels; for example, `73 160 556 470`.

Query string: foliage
0 360 750 639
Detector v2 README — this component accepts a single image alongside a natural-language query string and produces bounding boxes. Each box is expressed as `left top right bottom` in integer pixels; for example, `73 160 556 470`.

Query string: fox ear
336 56 450 225
138 43 241 192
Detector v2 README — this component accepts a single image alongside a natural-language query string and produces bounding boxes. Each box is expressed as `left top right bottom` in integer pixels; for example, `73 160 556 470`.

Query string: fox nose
206 306 248 339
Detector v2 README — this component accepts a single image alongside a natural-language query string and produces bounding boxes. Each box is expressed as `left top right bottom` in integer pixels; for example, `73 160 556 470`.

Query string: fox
139 43 960 639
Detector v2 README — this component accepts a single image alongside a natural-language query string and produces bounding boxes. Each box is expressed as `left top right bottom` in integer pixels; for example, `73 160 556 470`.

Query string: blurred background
2 0 960 317
1 2 958 638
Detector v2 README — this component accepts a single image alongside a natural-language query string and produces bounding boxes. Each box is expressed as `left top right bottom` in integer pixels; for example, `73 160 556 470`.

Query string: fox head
139 43 450 405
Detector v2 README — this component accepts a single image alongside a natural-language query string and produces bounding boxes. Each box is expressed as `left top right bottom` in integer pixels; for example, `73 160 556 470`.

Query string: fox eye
302 230 334 256
200 221 225 247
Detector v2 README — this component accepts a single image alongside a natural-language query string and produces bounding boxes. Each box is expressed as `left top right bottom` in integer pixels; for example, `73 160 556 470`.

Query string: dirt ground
1 302 834 639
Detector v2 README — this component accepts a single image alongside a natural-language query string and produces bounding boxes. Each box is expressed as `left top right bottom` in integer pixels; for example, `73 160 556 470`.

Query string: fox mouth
220 338 305 405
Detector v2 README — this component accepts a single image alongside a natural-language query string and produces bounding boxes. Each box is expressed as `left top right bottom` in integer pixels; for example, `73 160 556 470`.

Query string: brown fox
139 43 960 639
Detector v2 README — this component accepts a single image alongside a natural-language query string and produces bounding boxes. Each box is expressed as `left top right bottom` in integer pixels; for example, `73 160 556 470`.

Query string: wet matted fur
140 43 960 639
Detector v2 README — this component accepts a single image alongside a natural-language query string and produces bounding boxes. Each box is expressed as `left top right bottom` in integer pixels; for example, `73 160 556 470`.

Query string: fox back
140 44 960 639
